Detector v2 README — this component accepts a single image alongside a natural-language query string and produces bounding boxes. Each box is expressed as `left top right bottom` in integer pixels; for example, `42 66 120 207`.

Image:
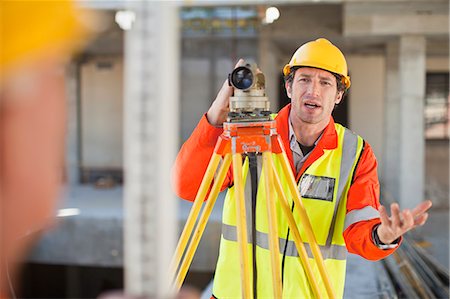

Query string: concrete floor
344 254 379 298
343 206 449 298
414 207 449 271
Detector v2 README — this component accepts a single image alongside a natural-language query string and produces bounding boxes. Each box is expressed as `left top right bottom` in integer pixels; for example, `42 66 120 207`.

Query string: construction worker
172 38 432 298
0 1 90 298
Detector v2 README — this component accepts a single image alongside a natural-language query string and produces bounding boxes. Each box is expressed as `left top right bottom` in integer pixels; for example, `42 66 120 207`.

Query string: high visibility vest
213 123 365 299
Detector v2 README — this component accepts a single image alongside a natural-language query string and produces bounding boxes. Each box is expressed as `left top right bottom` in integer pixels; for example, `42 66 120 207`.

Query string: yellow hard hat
283 38 351 89
0 0 91 79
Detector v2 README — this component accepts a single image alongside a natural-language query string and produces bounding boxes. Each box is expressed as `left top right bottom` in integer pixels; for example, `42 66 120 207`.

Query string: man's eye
321 81 332 86
299 78 309 82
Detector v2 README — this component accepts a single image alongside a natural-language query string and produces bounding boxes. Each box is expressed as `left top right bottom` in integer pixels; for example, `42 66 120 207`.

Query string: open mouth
304 102 321 109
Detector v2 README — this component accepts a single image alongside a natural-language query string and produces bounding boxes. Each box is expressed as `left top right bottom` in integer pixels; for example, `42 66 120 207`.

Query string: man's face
286 67 343 127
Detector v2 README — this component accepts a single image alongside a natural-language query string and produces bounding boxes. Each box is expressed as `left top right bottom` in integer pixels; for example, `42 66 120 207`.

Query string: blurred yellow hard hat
0 0 91 78
283 38 351 89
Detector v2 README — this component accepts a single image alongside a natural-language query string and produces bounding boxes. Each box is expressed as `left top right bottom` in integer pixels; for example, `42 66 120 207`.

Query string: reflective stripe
325 128 359 246
282 238 347 260
222 223 347 260
337 129 359 207
344 206 380 231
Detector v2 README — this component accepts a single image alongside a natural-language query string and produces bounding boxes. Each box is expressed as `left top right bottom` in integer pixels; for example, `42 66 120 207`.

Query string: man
0 1 90 297
173 38 431 298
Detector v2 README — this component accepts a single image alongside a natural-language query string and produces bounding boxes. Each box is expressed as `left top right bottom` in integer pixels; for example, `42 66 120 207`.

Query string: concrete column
398 35 426 209
259 33 281 112
382 40 400 203
65 62 80 186
124 1 179 297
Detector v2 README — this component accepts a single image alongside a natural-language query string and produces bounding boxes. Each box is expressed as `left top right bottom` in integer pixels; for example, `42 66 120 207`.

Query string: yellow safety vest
213 123 364 299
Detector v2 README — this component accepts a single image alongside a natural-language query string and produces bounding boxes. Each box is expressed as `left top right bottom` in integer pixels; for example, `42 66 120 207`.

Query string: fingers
220 79 233 96
389 201 431 230
390 203 401 228
214 79 232 109
410 200 432 228
207 59 244 127
411 200 432 217
206 58 255 127
377 201 431 245
234 58 244 68
414 212 429 226
221 79 234 102
206 79 232 126
379 205 391 227
401 209 414 230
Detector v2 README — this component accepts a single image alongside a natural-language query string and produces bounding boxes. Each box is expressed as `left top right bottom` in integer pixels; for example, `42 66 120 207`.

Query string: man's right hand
206 59 244 127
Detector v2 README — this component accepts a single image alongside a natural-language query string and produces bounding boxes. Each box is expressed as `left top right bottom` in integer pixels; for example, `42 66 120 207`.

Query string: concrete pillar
398 35 426 209
382 40 401 203
65 62 80 186
124 1 178 297
259 34 281 112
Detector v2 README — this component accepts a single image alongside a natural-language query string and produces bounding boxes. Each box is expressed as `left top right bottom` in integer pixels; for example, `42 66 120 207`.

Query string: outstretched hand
377 200 432 244
206 59 244 127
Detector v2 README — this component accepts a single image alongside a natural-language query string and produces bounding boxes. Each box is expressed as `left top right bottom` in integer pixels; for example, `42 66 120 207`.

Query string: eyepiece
229 66 254 90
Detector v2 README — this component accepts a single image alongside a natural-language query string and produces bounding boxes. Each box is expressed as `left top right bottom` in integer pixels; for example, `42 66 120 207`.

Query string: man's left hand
377 200 432 244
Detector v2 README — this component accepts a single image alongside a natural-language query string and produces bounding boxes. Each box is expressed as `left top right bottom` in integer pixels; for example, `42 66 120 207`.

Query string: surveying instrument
170 61 336 298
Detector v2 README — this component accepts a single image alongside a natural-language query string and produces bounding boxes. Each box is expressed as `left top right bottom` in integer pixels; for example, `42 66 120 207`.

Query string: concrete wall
425 139 449 208
80 55 124 169
347 55 385 161
180 58 242 141
180 59 212 141
425 56 449 208
180 39 257 142
427 56 450 72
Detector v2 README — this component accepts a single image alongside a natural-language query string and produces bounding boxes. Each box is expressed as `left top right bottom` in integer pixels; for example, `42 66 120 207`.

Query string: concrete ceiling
265 2 449 57
80 2 449 58
82 10 124 56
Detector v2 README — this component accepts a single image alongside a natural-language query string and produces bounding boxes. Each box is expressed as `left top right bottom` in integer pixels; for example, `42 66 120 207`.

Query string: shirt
288 116 322 173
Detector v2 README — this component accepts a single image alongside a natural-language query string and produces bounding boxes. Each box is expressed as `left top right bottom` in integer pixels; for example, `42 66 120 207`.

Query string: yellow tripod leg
173 154 232 291
271 161 322 299
232 152 252 299
276 150 336 299
170 152 222 278
262 152 282 298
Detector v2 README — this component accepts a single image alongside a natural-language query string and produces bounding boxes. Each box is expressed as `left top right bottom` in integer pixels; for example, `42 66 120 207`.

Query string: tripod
170 118 336 299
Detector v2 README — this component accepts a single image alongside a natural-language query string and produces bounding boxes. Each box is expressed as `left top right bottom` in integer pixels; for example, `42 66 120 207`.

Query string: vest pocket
299 174 335 202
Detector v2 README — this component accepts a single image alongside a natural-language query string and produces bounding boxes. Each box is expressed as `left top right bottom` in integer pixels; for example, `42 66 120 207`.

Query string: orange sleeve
172 114 232 201
343 142 401 260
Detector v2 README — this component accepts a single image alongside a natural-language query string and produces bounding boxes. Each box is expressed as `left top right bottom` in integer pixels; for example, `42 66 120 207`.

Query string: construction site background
5 1 448 298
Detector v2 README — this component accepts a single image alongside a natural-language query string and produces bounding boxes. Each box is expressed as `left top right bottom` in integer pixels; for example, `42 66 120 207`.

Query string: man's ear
285 81 292 99
335 91 344 105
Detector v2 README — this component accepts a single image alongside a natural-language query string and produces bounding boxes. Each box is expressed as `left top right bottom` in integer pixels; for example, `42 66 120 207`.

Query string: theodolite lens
230 66 254 90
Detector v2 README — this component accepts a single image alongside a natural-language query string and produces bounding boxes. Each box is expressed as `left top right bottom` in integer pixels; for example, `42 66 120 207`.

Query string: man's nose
306 80 320 97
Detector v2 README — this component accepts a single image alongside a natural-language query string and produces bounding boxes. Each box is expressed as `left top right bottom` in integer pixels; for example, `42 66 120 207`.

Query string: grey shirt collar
288 114 323 173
